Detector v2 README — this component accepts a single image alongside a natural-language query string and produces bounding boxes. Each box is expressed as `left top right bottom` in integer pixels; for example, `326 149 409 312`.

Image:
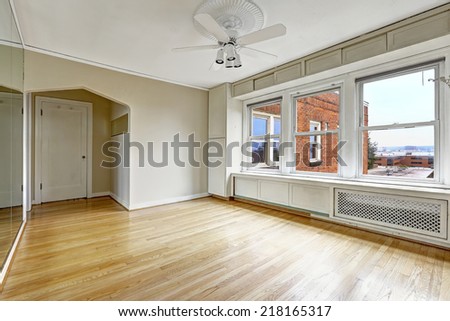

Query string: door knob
82 156 86 159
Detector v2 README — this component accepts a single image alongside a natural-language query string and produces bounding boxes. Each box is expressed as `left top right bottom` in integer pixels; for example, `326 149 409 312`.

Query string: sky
363 68 436 148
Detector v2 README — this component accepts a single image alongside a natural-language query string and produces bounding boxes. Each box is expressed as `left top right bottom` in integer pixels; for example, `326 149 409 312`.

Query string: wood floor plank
0 196 449 300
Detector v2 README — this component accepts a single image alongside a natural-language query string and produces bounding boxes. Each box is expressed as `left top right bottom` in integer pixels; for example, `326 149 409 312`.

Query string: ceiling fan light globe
225 60 234 68
215 48 225 64
234 53 242 68
225 43 236 61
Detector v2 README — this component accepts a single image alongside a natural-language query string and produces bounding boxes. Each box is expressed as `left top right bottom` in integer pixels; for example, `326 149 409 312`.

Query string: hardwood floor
0 196 449 300
0 207 23 268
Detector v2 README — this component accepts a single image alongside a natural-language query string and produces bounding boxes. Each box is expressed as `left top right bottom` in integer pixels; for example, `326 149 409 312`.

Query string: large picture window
358 63 439 181
294 89 340 174
248 99 281 169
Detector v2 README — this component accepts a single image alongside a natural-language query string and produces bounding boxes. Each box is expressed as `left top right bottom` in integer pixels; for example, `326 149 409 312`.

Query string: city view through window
363 67 436 179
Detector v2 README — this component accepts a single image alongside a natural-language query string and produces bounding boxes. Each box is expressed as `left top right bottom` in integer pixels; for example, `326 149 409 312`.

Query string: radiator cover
334 189 448 239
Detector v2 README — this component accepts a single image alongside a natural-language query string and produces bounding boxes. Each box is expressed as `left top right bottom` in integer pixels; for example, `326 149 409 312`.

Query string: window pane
251 140 266 164
252 117 267 136
274 118 281 135
251 102 281 136
362 68 436 127
272 138 280 163
296 90 340 133
250 139 279 169
363 126 435 179
295 133 339 173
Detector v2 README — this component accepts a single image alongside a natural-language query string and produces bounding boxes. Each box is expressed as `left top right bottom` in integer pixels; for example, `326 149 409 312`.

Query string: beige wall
25 51 209 210
0 86 22 94
31 89 113 195
111 101 128 121
0 44 23 92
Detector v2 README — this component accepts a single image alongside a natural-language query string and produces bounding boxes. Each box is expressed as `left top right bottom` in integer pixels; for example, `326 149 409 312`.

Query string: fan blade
240 46 278 60
172 44 220 52
238 24 286 46
209 61 222 72
194 13 229 43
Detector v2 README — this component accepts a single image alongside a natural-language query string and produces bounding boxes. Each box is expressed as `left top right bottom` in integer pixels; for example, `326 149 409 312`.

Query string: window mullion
295 130 339 136
361 120 437 132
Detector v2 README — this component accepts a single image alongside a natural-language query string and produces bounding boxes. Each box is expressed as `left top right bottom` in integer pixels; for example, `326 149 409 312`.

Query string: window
248 99 281 169
294 89 340 174
359 63 439 181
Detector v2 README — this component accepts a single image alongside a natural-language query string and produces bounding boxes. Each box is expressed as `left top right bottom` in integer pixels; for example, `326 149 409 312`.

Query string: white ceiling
0 0 20 44
11 0 449 90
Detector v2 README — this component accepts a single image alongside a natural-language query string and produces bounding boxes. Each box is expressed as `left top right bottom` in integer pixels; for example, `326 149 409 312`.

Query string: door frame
34 96 93 204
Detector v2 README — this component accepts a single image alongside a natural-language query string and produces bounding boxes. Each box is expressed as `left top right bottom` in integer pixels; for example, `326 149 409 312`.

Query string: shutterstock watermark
101 133 347 169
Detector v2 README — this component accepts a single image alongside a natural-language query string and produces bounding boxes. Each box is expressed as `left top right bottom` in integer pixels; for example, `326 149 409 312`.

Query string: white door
39 100 87 203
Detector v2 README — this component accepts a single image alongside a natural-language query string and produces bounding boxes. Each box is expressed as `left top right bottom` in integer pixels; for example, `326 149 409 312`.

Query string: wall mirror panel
0 0 24 275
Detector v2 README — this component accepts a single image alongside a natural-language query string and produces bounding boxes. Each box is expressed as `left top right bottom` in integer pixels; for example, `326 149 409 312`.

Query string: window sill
236 171 450 195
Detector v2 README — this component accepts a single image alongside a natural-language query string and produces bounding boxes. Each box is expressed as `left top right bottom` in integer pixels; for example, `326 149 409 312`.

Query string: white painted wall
24 51 209 210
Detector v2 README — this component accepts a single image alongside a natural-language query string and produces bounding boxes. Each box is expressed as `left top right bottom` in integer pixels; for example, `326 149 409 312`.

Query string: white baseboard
31 192 210 212
32 191 111 205
110 193 130 210
89 192 111 198
130 193 210 211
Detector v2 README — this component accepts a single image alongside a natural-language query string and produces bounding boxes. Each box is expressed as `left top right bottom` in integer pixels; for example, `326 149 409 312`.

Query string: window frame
292 87 342 176
246 98 282 170
309 121 322 162
357 61 442 183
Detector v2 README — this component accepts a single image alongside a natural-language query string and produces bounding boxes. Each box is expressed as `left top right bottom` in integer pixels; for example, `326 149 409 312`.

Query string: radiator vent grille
335 189 447 239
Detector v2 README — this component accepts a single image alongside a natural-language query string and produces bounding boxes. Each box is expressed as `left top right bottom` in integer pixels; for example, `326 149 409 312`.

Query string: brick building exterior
256 104 280 116
295 92 339 173
375 154 434 168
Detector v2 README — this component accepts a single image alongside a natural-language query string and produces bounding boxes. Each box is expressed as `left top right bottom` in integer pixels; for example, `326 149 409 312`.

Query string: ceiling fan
173 13 287 69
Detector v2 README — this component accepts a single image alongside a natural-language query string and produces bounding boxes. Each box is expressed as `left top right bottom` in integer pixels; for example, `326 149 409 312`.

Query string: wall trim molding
110 192 130 211
24 46 209 92
232 4 450 97
90 192 111 198
130 193 211 211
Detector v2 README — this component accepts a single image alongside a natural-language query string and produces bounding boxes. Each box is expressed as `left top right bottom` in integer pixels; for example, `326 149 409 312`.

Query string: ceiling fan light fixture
180 1 285 71
194 0 264 41
225 43 236 61
215 48 224 64
234 53 242 68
